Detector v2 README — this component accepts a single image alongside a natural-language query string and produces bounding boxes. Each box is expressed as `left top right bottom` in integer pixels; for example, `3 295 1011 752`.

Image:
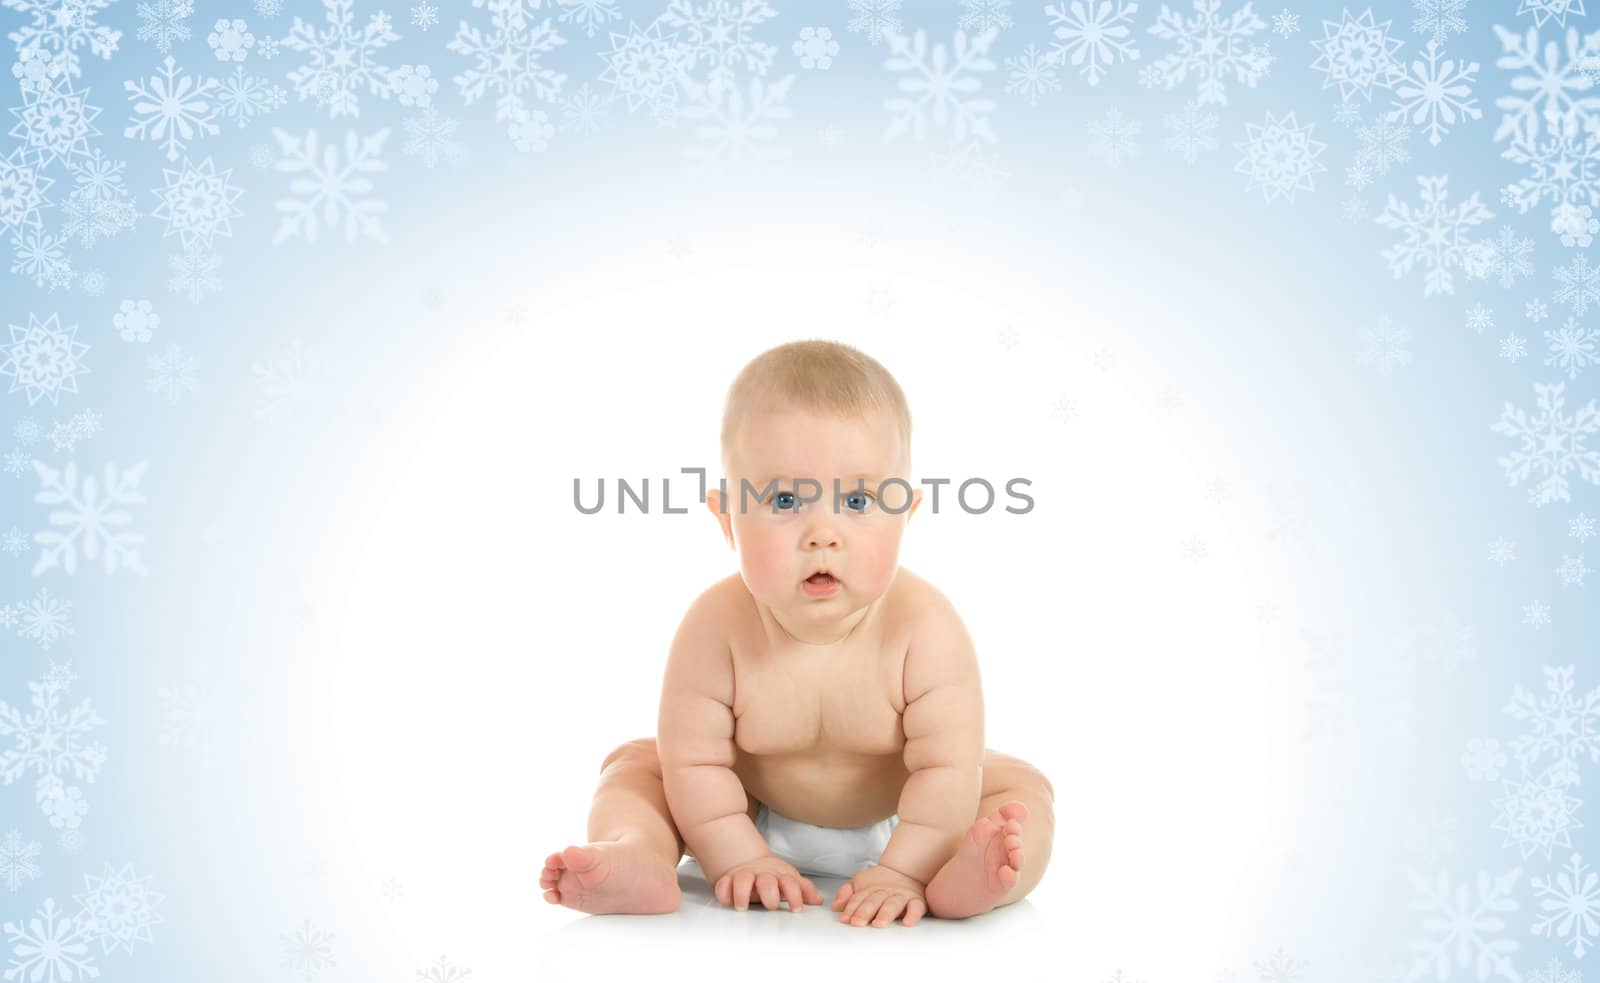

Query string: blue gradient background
2 0 1598 979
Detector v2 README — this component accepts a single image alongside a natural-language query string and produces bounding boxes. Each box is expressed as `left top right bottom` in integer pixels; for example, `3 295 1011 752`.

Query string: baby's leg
541 738 686 915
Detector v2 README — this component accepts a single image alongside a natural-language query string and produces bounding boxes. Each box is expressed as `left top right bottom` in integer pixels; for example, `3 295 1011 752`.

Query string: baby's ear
706 489 736 549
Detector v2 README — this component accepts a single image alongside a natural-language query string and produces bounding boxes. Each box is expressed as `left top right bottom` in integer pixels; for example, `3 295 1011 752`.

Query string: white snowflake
1467 303 1495 333
122 55 221 162
1046 0 1141 86
282 0 402 117
1271 9 1297 35
1531 853 1600 957
1412 0 1467 48
681 74 793 168
1358 315 1412 373
1004 43 1061 105
596 19 692 115
661 0 777 98
1387 40 1480 147
1 313 91 406
1163 99 1218 162
5 0 122 79
1235 110 1326 203
1356 112 1411 176
1492 25 1600 146
74 862 165 954
0 829 41 892
1500 333 1529 361
1404 867 1521 983
1463 736 1508 778
1088 108 1141 165
29 458 149 575
13 587 72 649
1494 382 1600 507
448 0 567 128
1546 317 1600 378
1490 766 1583 859
146 342 197 404
881 27 999 143
556 0 620 38
281 919 336 980
847 0 902 46
1377 174 1494 297
1554 254 1600 315
417 954 473 983
1570 512 1596 540
1310 8 1404 103
1519 0 1588 29
1524 599 1551 628
1503 665 1600 786
1471 226 1535 288
271 127 390 243
1 897 99 982
1148 0 1272 106
401 107 464 166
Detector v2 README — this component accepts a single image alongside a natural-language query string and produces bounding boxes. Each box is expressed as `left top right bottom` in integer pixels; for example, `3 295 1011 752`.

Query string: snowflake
8 74 103 171
216 64 288 127
152 156 243 251
281 919 336 980
881 27 999 143
1469 227 1535 288
1 313 90 407
558 82 608 135
1546 317 1600 378
1412 0 1467 48
1343 196 1369 222
167 246 221 303
847 0 901 46
1490 766 1584 858
1 528 28 556
1046 0 1141 86
1531 853 1600 957
14 587 73 649
1503 665 1600 786
401 107 463 166
1148 0 1271 105
1404 867 1521 983
1335 101 1361 127
1311 8 1404 103
1377 174 1494 297
253 338 318 421
1357 315 1412 373
1518 0 1588 29
29 458 148 575
661 0 778 99
1467 303 1495 333
1494 382 1600 505
417 954 473 983
448 0 567 129
5 0 123 79
1388 40 1480 147
1 897 99 982
206 17 253 60
681 74 793 168
1005 43 1061 106
596 19 692 115
146 342 196 405
271 127 390 243
1348 161 1374 190
1235 110 1326 204
123 55 221 162
1464 736 1509 778
282 0 401 118
0 829 40 897
557 0 620 38
1571 512 1596 540
74 862 164 954
793 26 839 69
1163 99 1218 162
411 0 436 30
1492 26 1600 146
0 672 107 821
1356 112 1411 176
1271 9 1297 35
1527 958 1581 983
9 227 74 289
1088 108 1141 166
1501 333 1530 361
1555 254 1600 315
1531 298 1551 320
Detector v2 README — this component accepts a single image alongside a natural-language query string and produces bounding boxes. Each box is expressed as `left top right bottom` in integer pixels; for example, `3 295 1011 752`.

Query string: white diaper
753 804 901 879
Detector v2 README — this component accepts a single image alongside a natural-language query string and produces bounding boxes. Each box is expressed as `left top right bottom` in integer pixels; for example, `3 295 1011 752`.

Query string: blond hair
720 340 913 474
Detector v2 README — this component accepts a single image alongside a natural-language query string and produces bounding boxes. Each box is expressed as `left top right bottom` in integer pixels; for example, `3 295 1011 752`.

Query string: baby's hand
713 855 825 913
832 864 928 928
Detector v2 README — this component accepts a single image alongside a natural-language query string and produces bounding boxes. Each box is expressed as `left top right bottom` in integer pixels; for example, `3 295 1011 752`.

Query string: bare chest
731 641 907 757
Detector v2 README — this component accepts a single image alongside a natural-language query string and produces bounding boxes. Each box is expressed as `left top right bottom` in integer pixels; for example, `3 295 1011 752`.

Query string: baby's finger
733 870 755 910
849 890 888 926
903 898 927 927
778 875 804 912
801 878 823 905
831 883 853 911
872 896 908 928
842 888 880 924
714 875 729 907
756 873 780 910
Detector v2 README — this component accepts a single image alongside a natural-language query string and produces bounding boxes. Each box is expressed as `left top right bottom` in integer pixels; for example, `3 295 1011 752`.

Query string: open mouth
805 572 837 585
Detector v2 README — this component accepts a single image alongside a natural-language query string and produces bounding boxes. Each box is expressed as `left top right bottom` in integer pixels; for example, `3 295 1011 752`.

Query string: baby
541 340 1055 928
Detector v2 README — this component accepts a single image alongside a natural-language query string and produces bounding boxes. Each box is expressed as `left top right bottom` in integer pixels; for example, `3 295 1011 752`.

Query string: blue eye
774 492 798 510
844 491 872 512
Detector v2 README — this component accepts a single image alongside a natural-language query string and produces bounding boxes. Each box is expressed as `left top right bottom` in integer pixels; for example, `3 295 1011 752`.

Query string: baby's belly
734 750 909 829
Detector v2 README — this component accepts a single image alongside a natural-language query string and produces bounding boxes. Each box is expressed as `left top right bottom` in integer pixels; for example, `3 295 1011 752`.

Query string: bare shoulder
678 573 754 635
884 566 966 639
886 567 978 696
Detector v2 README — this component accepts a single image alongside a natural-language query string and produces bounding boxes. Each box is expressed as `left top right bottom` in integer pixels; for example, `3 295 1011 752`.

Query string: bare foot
923 801 1027 920
540 835 683 914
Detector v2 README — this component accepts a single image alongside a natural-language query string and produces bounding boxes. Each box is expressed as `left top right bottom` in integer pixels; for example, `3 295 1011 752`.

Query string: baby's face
712 407 921 632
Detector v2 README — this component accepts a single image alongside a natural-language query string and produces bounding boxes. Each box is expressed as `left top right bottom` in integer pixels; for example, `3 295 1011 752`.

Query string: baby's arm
657 589 770 886
876 601 985 885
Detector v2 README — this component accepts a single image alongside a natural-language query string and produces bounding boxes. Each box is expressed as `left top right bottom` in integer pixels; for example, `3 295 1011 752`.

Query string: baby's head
707 340 923 642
